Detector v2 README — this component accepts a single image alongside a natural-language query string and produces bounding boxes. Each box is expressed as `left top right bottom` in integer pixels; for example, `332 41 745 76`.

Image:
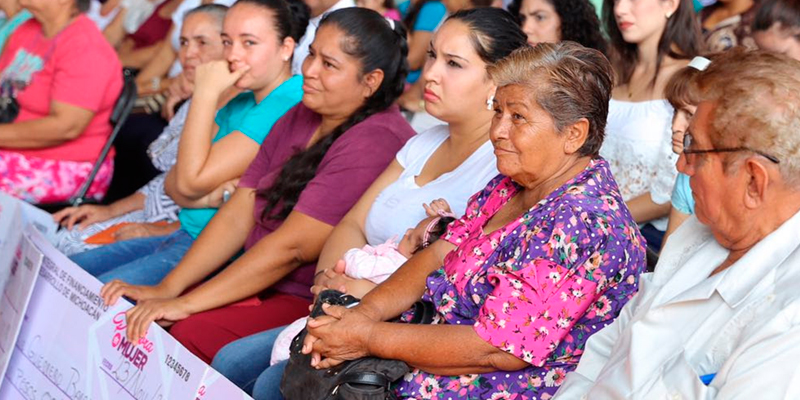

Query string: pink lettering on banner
196 384 206 400
111 312 155 353
116 336 149 371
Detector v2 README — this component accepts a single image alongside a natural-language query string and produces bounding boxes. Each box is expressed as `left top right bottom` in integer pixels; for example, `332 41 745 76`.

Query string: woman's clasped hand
303 303 378 369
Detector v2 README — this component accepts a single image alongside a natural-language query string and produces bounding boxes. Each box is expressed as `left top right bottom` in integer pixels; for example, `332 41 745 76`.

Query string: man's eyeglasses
683 133 780 164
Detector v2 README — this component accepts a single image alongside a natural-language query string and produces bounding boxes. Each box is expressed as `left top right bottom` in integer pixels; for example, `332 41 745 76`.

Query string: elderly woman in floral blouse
302 42 647 399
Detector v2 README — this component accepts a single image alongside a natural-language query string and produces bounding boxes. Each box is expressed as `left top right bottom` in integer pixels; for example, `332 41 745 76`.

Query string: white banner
0 227 43 382
0 216 250 400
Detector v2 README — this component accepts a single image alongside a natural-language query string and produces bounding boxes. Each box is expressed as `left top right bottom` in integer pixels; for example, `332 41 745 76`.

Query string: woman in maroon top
99 7 416 363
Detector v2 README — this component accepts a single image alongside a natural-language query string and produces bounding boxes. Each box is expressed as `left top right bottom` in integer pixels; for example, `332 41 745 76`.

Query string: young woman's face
614 0 677 45
221 3 294 91
421 20 496 124
671 104 696 154
301 24 379 119
519 0 561 46
178 13 225 84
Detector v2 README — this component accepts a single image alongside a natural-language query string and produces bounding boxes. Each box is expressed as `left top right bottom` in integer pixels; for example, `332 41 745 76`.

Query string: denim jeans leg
252 359 287 400
211 325 287 395
70 233 172 278
95 229 195 285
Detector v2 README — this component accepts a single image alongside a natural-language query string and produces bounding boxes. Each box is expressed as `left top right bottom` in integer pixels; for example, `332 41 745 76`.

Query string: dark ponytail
446 8 528 65
235 0 310 44
259 8 409 221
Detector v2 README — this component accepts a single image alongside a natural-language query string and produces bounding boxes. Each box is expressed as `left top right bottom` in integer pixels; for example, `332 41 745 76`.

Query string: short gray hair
691 47 800 187
184 3 229 24
487 42 614 157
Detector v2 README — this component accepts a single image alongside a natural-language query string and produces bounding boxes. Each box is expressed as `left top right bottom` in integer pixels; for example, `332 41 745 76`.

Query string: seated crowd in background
1 0 800 398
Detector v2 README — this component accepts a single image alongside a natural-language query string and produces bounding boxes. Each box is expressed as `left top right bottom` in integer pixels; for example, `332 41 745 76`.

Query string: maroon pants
170 292 311 363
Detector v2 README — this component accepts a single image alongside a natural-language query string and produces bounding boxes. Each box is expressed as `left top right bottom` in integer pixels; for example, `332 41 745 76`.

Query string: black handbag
0 80 20 123
280 290 435 400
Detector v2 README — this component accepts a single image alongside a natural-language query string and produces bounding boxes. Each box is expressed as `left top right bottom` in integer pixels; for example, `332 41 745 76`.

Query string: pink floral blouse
395 158 646 399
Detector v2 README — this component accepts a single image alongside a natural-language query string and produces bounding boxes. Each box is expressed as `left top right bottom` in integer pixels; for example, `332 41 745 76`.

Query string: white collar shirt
291 0 356 76
554 209 800 400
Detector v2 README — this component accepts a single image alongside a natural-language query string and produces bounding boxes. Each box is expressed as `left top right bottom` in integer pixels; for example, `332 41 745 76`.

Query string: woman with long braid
98 7 415 364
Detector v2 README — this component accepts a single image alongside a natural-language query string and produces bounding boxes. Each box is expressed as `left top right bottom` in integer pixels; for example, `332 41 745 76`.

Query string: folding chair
36 68 138 213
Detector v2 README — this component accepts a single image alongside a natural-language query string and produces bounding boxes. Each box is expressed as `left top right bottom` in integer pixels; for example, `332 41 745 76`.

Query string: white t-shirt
364 124 499 246
292 0 355 75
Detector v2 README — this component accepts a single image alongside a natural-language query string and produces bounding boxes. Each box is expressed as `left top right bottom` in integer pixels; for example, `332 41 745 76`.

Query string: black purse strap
338 372 391 389
408 300 436 325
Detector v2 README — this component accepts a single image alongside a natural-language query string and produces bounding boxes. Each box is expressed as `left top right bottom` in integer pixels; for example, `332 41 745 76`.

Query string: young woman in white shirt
599 0 701 249
313 8 529 298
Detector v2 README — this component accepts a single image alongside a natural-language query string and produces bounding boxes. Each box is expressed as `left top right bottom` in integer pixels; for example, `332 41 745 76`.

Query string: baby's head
397 216 456 258
665 56 714 154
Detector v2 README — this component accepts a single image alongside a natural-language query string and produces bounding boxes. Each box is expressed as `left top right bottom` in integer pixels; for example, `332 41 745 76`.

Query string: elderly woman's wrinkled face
422 20 496 124
179 13 225 84
677 102 740 237
490 84 573 187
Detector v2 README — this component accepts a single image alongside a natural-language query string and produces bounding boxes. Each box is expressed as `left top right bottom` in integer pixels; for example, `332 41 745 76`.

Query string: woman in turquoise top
0 0 31 52
400 0 446 85
70 0 311 285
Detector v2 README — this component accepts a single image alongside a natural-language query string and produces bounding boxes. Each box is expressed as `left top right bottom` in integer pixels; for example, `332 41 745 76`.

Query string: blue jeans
70 229 195 285
640 223 665 252
211 325 287 398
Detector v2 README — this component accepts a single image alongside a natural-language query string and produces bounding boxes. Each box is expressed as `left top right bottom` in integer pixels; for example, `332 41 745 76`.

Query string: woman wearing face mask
507 0 607 53
209 8 528 398
68 0 310 285
599 0 701 250
53 4 231 256
98 8 415 368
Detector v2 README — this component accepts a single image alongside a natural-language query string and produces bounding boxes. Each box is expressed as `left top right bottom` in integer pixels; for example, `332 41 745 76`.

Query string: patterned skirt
0 149 113 203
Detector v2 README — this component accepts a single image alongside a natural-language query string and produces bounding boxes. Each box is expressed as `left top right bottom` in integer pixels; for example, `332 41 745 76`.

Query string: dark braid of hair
259 8 409 221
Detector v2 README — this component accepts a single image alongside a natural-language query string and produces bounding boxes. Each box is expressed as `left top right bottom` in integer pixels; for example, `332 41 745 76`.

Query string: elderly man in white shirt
555 48 800 400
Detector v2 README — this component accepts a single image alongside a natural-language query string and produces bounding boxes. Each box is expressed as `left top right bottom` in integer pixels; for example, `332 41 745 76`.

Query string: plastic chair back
36 68 137 212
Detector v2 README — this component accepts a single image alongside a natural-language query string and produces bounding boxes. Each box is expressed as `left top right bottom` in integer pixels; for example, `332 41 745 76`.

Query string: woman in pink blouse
303 42 647 399
0 0 122 203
